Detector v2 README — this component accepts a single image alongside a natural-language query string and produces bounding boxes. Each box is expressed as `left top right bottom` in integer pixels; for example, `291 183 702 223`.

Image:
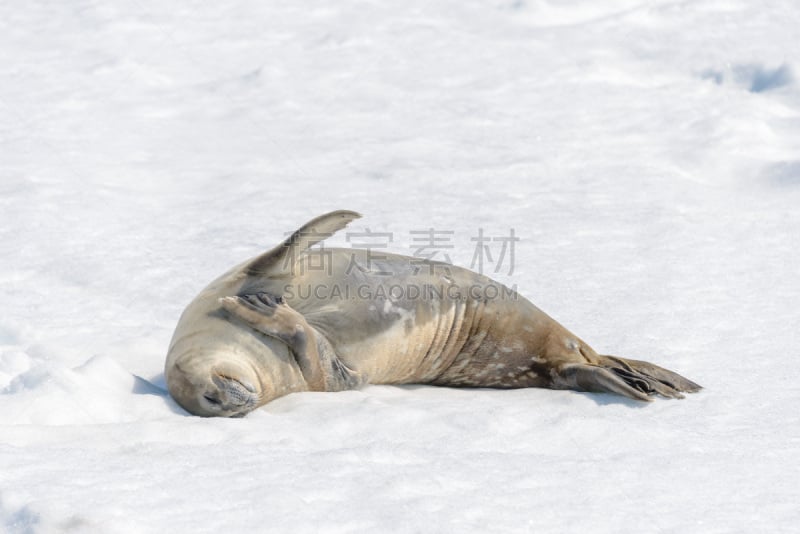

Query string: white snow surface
2 0 799 532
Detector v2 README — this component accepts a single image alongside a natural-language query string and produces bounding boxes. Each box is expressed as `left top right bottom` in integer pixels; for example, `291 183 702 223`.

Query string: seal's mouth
206 373 259 416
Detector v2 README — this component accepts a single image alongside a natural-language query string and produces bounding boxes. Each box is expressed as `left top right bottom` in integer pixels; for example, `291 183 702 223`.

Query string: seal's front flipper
219 293 364 392
221 292 302 345
557 356 701 402
220 292 324 389
246 210 361 276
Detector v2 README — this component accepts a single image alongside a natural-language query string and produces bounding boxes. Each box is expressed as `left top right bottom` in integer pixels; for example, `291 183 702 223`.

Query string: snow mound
1 355 171 426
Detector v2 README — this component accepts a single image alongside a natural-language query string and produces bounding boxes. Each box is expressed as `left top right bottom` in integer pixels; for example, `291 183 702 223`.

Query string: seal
165 210 701 417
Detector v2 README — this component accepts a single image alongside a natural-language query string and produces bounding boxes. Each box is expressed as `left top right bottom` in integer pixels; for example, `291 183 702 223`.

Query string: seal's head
164 287 309 417
164 210 363 416
166 357 269 417
166 355 266 417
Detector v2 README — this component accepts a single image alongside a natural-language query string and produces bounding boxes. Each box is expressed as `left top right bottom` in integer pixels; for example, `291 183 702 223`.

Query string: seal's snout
167 355 264 417
211 374 258 411
204 373 259 416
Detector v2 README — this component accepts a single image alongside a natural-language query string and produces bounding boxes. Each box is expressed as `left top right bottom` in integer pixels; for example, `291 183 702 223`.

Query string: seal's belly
279 249 519 384
338 293 481 383
282 260 510 383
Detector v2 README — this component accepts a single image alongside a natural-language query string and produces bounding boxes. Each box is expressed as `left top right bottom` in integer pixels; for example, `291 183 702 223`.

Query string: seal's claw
220 293 287 318
255 292 282 308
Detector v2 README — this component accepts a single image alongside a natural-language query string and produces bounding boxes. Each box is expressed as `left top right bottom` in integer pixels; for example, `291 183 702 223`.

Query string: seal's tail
559 355 702 402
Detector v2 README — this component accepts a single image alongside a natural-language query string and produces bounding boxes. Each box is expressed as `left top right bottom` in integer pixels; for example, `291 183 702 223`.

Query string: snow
1 0 799 532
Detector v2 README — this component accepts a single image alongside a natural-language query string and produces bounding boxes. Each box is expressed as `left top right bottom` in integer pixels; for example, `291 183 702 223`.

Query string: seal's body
166 211 700 417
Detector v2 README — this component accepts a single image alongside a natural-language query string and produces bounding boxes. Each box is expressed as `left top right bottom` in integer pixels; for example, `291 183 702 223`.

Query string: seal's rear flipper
602 355 702 394
558 356 701 402
247 210 361 276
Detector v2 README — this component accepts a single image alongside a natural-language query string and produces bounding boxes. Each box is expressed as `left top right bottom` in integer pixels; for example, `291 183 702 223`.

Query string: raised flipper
219 292 364 392
557 355 701 402
246 210 361 276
